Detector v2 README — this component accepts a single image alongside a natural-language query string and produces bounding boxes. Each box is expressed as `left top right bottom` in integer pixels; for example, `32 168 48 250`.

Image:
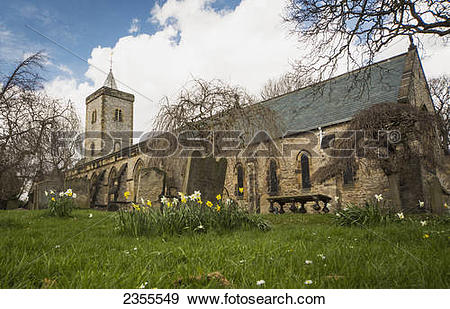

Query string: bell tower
84 68 134 159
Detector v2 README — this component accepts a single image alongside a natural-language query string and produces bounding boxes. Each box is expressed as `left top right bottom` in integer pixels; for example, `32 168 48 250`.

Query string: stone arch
133 159 145 202
297 151 311 189
246 159 259 213
90 170 107 207
116 163 128 203
266 158 280 196
107 167 118 204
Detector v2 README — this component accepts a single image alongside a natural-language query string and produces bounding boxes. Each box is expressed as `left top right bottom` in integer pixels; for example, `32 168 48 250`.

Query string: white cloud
45 0 450 133
128 18 140 34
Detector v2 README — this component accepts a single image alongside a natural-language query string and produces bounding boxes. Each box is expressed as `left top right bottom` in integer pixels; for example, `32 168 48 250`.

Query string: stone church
58 46 449 214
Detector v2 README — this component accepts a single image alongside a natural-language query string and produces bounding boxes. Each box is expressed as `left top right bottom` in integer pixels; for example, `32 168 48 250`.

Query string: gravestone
65 177 90 208
136 168 165 204
183 157 227 203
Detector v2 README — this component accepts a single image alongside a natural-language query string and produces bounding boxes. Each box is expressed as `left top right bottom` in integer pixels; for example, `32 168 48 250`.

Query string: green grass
0 209 448 288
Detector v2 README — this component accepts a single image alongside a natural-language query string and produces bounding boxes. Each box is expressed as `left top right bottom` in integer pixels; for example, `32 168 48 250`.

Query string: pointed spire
103 69 118 89
103 51 118 89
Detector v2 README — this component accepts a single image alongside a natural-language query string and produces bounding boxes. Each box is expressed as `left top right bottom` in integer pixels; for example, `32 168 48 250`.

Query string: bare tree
155 78 284 143
0 52 80 201
284 0 450 78
428 75 449 154
260 71 315 100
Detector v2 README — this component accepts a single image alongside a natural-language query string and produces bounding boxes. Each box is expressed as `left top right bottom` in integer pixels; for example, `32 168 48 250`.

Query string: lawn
0 209 448 288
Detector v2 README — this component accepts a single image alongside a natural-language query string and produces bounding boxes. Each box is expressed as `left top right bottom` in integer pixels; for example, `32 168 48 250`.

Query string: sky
1 0 449 132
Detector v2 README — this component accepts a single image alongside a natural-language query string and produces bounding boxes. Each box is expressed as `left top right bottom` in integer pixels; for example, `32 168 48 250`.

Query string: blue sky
0 0 241 79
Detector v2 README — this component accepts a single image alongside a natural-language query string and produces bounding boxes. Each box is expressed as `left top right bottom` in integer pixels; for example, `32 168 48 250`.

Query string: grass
0 209 448 288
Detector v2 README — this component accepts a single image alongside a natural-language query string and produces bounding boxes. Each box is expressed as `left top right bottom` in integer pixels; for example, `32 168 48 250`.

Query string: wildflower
349 245 354 249
317 254 326 260
239 187 244 193
197 199 203 205
336 213 341 217
50 190 55 195
423 234 430 239
146 200 152 207
374 194 383 202
141 198 145 204
420 220 427 226
305 260 313 265
124 250 130 254
45 191 48 196
161 196 168 205
193 190 201 200
206 201 213 208
88 213 93 218
216 205 221 212
397 212 404 220
65 189 73 197
188 194 196 201
51 197 55 202
197 225 204 230
239 260 245 264
139 282 148 289
216 194 221 200
124 191 131 199
418 200 425 208
256 280 265 286
304 280 313 285
59 192 64 197
133 247 137 251
55 245 60 249
131 203 140 211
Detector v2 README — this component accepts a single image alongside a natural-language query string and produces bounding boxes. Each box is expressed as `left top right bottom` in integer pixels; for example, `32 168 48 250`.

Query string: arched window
90 142 95 157
114 109 123 122
343 165 354 185
236 164 244 197
91 110 97 124
267 159 278 195
300 153 311 189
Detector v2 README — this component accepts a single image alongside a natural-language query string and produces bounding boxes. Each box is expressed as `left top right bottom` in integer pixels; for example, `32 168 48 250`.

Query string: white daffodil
59 192 64 197
50 190 55 195
397 212 404 220
256 280 265 286
160 196 169 205
305 260 313 265
72 193 77 199
173 198 179 205
418 200 425 208
374 194 383 202
55 245 60 249
141 198 145 205
420 220 427 226
304 280 313 285
193 190 201 199
44 191 48 196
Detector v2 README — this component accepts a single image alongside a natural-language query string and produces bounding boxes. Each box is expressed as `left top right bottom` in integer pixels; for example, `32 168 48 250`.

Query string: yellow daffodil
216 194 221 200
206 201 213 208
216 205 221 212
167 201 173 207
423 234 430 239
239 187 244 193
181 196 187 203
51 197 55 202
146 200 152 207
124 191 131 199
197 199 202 205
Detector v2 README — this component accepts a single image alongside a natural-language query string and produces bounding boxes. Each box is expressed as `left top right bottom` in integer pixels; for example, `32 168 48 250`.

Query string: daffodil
423 234 430 239
173 198 179 206
216 205 221 212
124 191 131 199
45 191 48 196
181 196 187 203
420 220 427 226
51 197 55 202
216 194 221 200
418 200 425 208
239 187 244 194
304 280 313 285
206 201 213 208
397 212 404 220
197 199 202 205
146 200 152 207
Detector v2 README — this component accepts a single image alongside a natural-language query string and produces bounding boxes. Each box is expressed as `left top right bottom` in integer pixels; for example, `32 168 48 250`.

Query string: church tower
85 69 134 159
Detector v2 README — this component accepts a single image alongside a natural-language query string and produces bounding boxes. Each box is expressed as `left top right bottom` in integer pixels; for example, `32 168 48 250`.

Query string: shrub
46 189 77 217
116 191 270 237
334 195 394 226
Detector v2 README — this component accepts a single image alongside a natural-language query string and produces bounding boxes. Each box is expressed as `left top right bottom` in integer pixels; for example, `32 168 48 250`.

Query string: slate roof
262 53 408 133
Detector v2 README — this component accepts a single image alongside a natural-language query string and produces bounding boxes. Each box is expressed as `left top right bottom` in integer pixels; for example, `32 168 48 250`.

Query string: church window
343 165 354 185
91 110 97 124
300 153 311 189
236 164 244 197
267 159 278 195
114 109 123 122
